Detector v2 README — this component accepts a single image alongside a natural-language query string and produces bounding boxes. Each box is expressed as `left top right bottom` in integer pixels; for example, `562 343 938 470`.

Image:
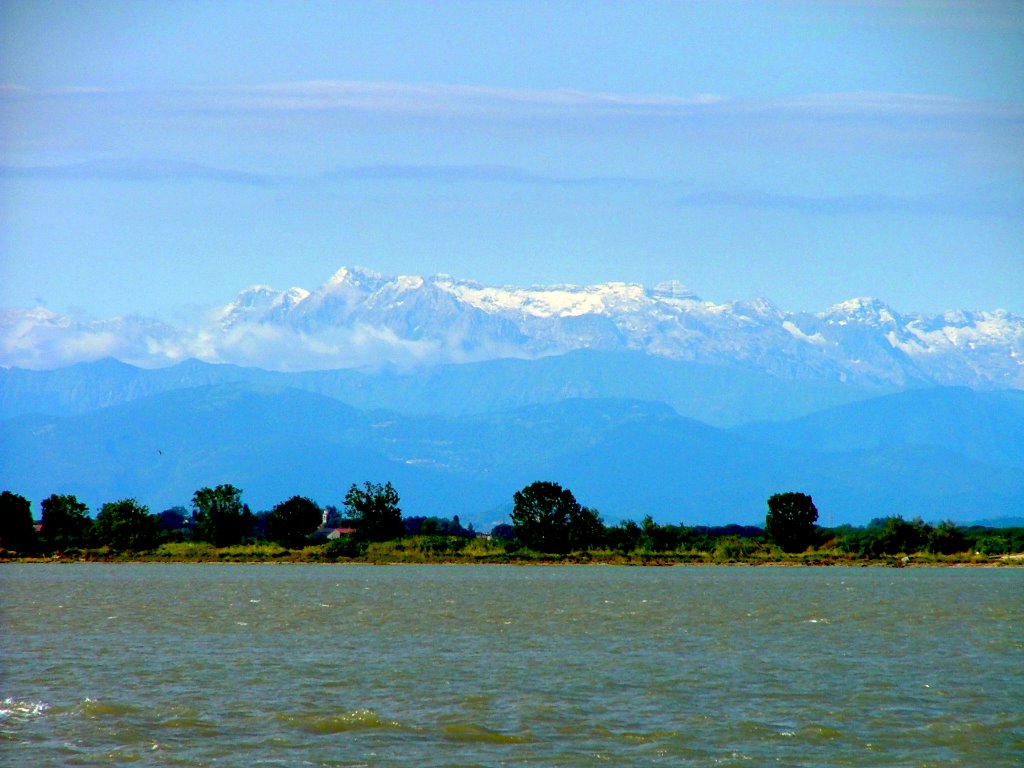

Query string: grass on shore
3 535 1020 566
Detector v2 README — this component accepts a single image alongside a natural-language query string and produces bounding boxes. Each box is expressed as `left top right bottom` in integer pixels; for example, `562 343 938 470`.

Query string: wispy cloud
677 186 1021 217
0 158 276 185
214 80 727 118
831 1 1024 32
11 79 1016 123
321 164 645 187
753 91 1023 120
3 81 1019 190
0 158 648 189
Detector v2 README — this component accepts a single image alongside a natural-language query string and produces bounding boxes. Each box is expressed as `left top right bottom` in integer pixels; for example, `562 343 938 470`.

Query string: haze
1 0 1022 321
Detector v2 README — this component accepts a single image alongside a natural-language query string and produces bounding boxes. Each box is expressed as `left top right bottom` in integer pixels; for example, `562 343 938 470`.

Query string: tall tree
568 505 604 551
927 520 965 555
765 492 819 552
511 481 602 553
344 481 402 542
265 496 322 548
93 498 159 552
192 484 251 547
41 493 91 551
0 490 36 554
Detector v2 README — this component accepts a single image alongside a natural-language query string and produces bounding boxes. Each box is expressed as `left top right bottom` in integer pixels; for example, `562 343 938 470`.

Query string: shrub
324 535 367 559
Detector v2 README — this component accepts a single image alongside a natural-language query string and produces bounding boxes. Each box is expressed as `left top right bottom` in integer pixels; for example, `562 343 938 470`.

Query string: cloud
321 164 645 187
0 157 648 189
0 158 276 185
677 186 1021 217
5 81 1016 157
0 306 492 372
18 78 1014 124
833 1 1024 32
194 82 1022 127
755 91 1023 120
0 309 191 369
3 81 1019 189
212 80 727 119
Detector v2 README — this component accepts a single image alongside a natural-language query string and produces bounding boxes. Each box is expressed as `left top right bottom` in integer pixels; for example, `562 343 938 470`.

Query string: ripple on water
440 722 533 744
278 708 405 734
5 564 1022 767
78 697 142 719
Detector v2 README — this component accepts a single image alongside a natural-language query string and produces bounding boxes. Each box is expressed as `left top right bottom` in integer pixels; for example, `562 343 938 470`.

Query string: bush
324 535 367 559
713 537 751 562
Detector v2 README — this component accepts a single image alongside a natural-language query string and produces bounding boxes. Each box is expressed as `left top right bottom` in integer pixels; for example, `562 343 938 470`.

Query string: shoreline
3 552 1021 567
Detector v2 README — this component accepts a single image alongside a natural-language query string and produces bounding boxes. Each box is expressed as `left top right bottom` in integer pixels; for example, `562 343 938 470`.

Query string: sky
1 0 1022 319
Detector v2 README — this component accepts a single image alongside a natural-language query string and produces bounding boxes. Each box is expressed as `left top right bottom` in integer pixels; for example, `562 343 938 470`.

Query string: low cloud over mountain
3 267 1021 391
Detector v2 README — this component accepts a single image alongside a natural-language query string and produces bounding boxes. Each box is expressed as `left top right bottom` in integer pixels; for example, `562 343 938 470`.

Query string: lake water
2 564 1021 766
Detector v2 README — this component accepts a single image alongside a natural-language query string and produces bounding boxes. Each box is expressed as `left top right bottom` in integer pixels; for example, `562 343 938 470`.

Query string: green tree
344 481 403 542
765 492 819 552
490 523 516 541
927 520 965 555
606 519 642 553
41 493 92 551
192 484 251 547
157 506 190 539
0 490 36 554
639 515 688 552
511 481 602 553
265 495 323 548
877 515 929 555
568 505 604 551
93 498 159 552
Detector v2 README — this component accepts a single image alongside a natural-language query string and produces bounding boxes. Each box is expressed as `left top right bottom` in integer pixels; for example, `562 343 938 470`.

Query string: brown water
2 564 1021 766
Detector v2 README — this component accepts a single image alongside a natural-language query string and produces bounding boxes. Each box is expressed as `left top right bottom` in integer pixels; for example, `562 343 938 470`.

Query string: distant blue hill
0 351 886 426
733 387 1024 468
2 381 1020 528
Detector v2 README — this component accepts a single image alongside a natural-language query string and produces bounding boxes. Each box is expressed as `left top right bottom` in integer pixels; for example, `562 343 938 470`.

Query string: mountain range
3 266 1022 391
2 267 1022 528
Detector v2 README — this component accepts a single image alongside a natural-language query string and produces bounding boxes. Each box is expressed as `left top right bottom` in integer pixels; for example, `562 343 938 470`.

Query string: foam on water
0 697 50 737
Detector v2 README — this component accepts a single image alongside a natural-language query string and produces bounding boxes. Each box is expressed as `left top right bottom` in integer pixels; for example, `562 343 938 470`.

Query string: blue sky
1 0 1021 318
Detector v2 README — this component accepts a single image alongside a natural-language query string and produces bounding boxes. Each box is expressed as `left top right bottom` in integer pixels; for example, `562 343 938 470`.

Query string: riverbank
3 538 1021 566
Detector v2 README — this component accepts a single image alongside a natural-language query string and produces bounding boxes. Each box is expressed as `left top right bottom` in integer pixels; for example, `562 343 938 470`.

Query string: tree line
0 480 406 556
1 482 1021 559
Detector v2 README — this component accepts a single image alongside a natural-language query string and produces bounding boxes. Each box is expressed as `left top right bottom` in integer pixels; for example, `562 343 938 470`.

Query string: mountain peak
325 265 386 289
650 281 699 302
2 267 1021 390
822 297 900 326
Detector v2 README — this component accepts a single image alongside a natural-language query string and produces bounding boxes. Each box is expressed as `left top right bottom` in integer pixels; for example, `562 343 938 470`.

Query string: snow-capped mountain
2 266 1022 389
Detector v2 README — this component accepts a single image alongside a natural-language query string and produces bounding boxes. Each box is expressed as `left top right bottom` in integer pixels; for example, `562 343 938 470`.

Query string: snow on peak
324 265 385 290
731 297 781 320
781 320 829 346
822 297 899 326
220 285 281 315
5 265 1021 387
393 274 425 292
650 281 699 301
439 279 648 318
217 284 313 327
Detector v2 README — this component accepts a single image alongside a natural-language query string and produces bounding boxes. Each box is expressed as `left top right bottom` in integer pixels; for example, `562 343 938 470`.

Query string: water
2 564 1021 766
